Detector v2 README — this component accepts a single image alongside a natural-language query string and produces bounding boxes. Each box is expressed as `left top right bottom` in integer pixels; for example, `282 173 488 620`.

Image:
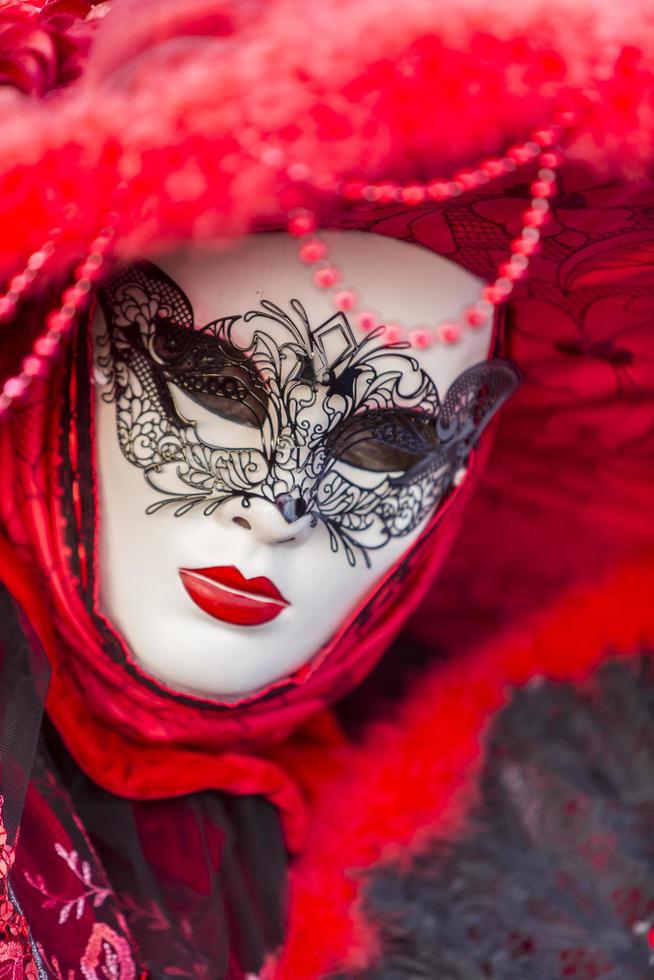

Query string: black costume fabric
342 657 654 980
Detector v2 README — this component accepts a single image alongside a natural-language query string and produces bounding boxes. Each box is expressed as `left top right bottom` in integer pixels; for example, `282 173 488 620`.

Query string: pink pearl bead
3 376 28 400
77 261 103 282
400 185 426 205
299 240 327 263
495 276 514 297
288 210 316 236
482 285 505 305
357 311 378 332
523 208 547 227
62 285 88 308
533 128 556 146
481 159 504 178
465 303 491 327
34 335 60 358
334 288 357 311
426 181 449 201
499 262 520 281
437 322 461 344
313 266 340 288
508 145 534 164
0 296 17 318
531 180 554 198
456 172 478 190
27 250 48 271
90 233 113 253
46 312 67 332
382 324 402 344
376 184 397 203
408 328 432 349
9 274 27 294
512 238 538 256
21 355 45 378
540 151 560 168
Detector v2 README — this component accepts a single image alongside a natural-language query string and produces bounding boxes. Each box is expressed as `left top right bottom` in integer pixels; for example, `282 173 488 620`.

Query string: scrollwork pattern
97 262 520 566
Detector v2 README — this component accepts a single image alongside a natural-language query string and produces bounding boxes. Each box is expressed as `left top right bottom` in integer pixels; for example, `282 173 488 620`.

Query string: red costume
0 1 653 976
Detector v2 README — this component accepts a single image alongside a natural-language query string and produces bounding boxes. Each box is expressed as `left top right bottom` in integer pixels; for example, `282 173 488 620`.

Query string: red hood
0 317 488 851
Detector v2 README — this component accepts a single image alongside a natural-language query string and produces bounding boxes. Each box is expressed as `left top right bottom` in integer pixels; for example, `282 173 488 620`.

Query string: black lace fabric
338 657 654 980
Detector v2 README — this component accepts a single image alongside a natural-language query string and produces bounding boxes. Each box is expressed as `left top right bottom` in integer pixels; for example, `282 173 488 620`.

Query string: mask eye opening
327 409 436 473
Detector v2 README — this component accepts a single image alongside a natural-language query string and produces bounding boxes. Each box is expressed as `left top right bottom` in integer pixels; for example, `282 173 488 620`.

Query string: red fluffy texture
0 0 653 273
273 550 654 978
0 1 103 95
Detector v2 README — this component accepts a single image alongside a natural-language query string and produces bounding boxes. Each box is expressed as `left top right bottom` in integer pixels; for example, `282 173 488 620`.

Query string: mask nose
274 492 307 524
216 495 314 545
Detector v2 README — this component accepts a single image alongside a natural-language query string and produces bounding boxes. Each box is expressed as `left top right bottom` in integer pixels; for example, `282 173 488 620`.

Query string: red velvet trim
273 549 654 977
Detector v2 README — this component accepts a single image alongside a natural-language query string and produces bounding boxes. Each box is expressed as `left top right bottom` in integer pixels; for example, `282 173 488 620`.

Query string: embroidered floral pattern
24 842 111 925
0 797 37 980
81 923 136 980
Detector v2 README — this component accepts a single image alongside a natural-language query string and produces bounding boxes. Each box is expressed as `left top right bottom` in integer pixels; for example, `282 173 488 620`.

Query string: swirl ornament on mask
96 263 520 566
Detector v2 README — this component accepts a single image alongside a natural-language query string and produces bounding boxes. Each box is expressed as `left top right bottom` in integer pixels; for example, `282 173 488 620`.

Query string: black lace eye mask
96 261 520 567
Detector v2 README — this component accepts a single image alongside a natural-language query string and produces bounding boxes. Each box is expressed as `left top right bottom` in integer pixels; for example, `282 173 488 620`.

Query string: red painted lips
178 565 290 626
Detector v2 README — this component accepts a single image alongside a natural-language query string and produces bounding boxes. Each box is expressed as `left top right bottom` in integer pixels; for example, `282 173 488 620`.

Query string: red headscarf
0 289 499 849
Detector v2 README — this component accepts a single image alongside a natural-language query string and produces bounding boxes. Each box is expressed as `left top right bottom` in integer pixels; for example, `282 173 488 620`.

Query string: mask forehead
167 230 495 390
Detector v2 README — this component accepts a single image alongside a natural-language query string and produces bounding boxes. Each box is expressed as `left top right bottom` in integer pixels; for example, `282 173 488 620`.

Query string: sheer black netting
0 582 50 847
338 656 654 980
41 722 288 978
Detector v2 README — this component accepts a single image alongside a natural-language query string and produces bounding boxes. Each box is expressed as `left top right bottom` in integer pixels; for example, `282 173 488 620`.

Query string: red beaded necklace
0 116 571 418
284 120 568 348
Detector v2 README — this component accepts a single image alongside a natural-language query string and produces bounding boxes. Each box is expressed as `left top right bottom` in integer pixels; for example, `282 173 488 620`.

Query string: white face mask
92 232 514 699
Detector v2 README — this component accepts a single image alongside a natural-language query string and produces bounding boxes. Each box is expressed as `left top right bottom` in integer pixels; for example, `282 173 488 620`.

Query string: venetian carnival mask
92 232 519 698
